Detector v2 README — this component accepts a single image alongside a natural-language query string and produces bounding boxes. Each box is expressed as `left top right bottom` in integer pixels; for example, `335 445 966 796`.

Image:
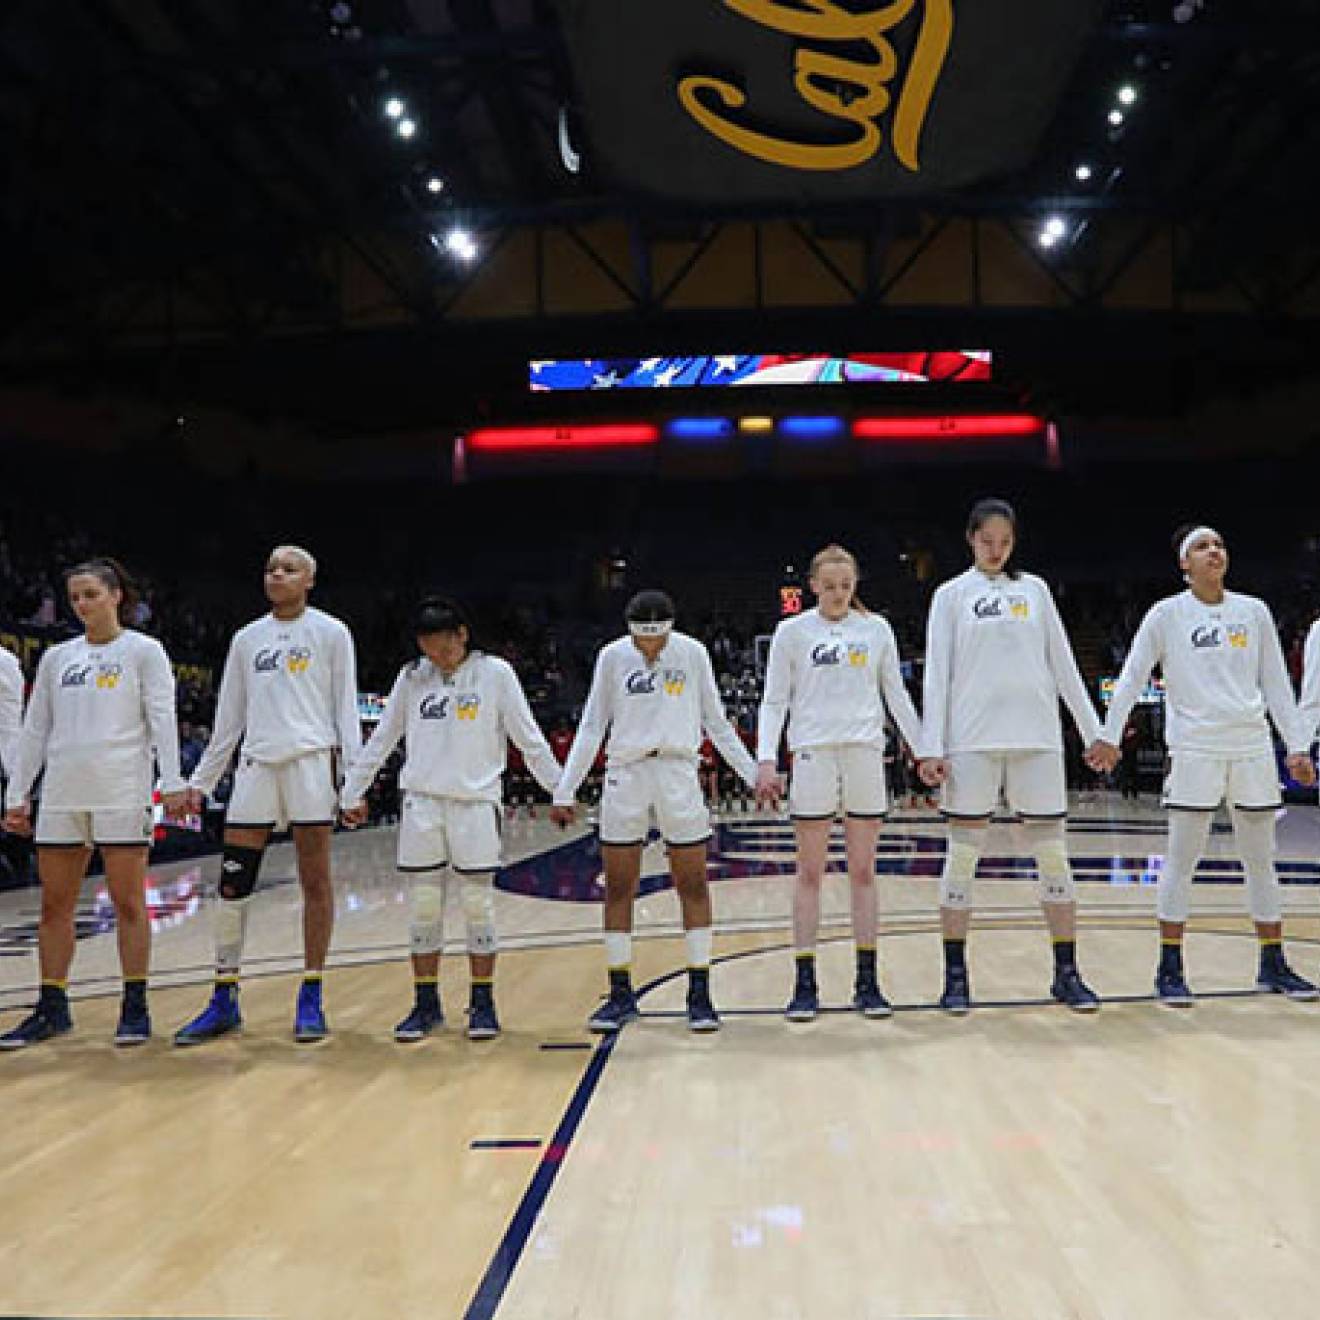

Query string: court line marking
460 922 1320 1317
462 1033 619 1320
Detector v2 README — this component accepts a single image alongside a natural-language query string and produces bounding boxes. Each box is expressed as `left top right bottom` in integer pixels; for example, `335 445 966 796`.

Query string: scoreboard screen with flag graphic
530 351 991 391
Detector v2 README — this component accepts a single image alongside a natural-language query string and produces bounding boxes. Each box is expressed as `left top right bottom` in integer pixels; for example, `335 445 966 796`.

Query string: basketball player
755 544 924 1021
918 499 1108 1014
174 546 362 1045
1093 525 1317 1005
549 590 769 1033
340 597 561 1041
1 559 186 1048
0 643 22 795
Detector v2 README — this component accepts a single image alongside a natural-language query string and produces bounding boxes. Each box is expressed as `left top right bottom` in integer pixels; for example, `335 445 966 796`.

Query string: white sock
603 931 632 969
685 926 713 969
215 897 252 977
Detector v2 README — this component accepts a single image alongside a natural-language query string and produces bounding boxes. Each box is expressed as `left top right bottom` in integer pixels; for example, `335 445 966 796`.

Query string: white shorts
1163 751 1280 812
789 744 887 820
398 793 502 873
599 756 711 848
227 749 338 830
36 806 153 848
942 749 1067 820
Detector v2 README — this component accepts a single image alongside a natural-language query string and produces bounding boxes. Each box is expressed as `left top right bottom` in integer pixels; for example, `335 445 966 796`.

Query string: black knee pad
218 844 264 900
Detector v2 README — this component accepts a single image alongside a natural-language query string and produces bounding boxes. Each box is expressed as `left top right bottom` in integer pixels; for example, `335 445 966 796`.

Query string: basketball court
4 801 1318 1319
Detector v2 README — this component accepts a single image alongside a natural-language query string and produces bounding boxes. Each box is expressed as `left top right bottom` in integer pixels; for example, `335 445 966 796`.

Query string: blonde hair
808 543 868 613
268 544 318 577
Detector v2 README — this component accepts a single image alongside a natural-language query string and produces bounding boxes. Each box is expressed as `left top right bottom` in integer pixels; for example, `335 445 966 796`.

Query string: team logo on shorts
662 668 687 696
626 670 658 695
286 647 313 675
810 642 843 666
456 694 480 720
1191 625 1221 649
60 663 92 688
95 662 124 690
846 643 869 667
1227 626 1248 649
420 694 450 720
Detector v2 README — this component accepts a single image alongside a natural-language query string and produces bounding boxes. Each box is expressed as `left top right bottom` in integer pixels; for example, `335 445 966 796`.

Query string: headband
1178 526 1220 561
628 620 673 638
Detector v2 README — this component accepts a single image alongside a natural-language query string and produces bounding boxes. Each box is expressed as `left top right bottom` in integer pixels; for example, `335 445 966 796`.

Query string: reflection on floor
2 794 1318 1320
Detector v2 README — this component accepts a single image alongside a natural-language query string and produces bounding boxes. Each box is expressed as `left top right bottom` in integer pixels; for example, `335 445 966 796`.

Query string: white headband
629 620 673 638
1178 526 1220 561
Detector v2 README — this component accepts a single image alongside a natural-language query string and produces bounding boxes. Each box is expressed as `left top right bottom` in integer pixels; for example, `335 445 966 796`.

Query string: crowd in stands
5 455 1320 871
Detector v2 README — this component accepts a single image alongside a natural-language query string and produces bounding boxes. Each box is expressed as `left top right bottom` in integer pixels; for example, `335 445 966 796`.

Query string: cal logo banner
555 0 1103 203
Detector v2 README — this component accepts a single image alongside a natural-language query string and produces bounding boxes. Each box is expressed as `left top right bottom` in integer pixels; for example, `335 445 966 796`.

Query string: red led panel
467 424 660 453
853 414 1045 441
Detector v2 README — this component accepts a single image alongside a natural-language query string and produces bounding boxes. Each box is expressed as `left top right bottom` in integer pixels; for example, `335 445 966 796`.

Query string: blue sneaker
173 988 242 1046
294 981 329 1043
785 981 819 1022
467 998 501 1041
588 988 639 1033
0 1003 73 1051
940 968 971 1015
1051 968 1101 1013
394 1002 444 1043
1256 963 1319 1001
1155 968 1195 1007
686 984 721 1033
114 1006 152 1047
853 979 893 1019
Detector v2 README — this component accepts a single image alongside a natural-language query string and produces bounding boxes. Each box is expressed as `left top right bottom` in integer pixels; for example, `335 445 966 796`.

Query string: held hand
917 758 948 788
1085 740 1120 773
1286 754 1316 788
2 803 32 836
550 804 576 829
340 802 369 828
754 762 781 809
161 791 189 823
184 786 206 815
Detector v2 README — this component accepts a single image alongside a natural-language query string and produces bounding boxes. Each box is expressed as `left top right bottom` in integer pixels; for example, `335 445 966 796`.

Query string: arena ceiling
1 0 1318 427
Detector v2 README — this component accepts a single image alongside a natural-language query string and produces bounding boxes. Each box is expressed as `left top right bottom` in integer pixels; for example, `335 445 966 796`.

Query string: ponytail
65 556 140 626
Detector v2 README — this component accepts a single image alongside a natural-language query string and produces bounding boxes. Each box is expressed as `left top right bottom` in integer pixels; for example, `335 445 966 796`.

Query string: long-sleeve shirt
8 630 183 810
755 607 923 762
554 631 757 805
0 646 23 782
341 652 561 807
191 607 361 795
1101 590 1305 757
1299 619 1320 744
921 569 1101 758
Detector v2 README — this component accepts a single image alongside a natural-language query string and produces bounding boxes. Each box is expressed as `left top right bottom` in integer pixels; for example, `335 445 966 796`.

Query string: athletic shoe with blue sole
173 991 243 1046
0 1005 73 1051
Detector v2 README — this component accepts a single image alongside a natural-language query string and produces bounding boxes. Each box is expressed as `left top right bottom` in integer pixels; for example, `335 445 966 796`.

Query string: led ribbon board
530 352 991 391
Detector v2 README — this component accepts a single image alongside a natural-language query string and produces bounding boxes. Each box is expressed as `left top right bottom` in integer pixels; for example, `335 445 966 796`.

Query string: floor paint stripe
462 1033 619 1320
